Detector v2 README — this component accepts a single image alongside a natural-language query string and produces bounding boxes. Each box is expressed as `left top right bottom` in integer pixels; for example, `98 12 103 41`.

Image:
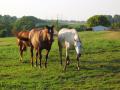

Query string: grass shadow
81 59 120 73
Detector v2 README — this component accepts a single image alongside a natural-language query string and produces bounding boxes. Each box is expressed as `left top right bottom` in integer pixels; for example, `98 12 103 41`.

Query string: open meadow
0 31 120 90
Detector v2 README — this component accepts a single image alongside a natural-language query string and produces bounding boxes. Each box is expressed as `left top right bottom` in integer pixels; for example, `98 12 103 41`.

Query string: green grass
0 31 120 90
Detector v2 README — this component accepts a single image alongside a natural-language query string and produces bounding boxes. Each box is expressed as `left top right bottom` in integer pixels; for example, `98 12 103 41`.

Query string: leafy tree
13 16 39 31
0 15 17 37
104 15 113 23
0 29 8 37
87 15 111 27
112 22 120 29
113 15 120 23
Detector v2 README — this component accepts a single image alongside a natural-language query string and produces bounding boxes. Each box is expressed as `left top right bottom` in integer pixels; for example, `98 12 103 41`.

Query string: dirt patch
103 31 120 40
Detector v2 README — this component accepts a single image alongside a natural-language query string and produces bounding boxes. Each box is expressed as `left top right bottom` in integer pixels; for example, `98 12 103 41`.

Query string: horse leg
39 50 42 68
30 46 34 67
64 48 69 71
59 47 62 65
35 49 38 67
77 54 81 70
58 40 62 65
67 56 70 65
64 56 69 71
19 45 23 62
45 50 50 68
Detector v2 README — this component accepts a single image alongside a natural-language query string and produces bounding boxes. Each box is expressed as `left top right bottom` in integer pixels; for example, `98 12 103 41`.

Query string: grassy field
0 31 120 90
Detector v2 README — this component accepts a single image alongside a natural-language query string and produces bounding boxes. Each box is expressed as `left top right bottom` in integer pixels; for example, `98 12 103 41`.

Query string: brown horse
16 31 30 62
29 25 54 68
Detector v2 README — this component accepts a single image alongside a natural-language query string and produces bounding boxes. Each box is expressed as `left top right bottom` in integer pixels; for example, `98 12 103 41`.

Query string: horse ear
45 25 49 29
52 25 54 28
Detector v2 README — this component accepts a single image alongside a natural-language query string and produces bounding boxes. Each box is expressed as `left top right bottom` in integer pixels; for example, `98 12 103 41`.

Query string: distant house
92 25 110 31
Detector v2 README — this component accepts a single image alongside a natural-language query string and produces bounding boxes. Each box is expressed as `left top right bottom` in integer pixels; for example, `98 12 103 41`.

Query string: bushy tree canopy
87 15 111 27
13 16 39 31
0 15 17 37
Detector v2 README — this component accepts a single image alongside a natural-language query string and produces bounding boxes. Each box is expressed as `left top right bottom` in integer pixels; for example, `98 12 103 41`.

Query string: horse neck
74 33 80 41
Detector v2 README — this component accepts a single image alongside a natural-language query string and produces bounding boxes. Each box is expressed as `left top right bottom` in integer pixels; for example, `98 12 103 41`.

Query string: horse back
58 29 76 42
17 31 29 41
58 28 80 48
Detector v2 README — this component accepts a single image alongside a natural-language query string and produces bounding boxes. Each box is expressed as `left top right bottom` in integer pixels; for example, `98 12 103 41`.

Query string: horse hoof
63 67 67 71
63 69 66 72
45 65 47 68
45 63 47 68
67 61 70 65
77 67 80 71
34 65 37 67
38 66 41 69
45 66 47 68
20 60 23 63
39 65 42 68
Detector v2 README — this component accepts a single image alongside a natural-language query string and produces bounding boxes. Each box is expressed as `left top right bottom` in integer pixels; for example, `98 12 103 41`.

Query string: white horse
58 28 82 71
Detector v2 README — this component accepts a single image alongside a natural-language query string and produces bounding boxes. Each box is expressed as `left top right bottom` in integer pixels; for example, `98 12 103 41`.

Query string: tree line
0 15 50 37
0 14 120 37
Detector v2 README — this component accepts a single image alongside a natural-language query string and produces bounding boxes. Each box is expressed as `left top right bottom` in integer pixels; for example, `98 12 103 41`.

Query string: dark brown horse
29 25 54 68
16 31 30 62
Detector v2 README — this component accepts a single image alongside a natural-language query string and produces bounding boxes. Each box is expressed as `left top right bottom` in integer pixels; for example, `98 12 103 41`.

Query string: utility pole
56 15 59 31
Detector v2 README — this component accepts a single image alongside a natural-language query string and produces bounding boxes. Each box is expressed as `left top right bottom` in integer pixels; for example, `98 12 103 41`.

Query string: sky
0 0 120 21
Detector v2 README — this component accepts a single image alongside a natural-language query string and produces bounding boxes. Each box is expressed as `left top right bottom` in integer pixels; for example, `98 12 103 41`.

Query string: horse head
74 35 82 58
45 25 54 44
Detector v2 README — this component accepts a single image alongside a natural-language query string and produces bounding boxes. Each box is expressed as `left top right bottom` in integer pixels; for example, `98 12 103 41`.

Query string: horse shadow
80 59 120 73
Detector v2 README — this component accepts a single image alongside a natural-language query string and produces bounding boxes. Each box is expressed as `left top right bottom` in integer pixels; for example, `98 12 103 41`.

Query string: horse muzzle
77 53 81 57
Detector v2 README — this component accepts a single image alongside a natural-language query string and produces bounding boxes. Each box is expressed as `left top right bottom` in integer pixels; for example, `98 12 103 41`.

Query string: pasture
0 31 120 90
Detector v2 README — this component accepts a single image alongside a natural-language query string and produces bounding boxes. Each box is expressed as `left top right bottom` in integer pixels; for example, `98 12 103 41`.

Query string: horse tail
17 36 29 41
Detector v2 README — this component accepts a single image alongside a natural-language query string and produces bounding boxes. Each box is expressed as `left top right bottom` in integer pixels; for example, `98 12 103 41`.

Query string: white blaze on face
49 29 52 33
